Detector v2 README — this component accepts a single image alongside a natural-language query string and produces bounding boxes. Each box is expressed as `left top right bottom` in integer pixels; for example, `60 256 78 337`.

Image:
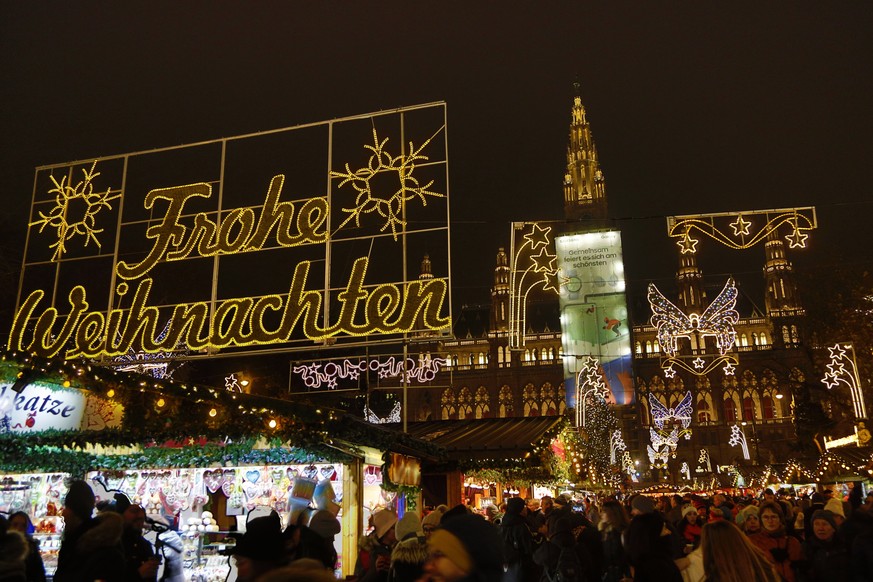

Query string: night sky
2 2 872 332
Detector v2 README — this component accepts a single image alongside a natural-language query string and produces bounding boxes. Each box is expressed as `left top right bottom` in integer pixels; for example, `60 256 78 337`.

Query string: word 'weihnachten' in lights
9 256 449 359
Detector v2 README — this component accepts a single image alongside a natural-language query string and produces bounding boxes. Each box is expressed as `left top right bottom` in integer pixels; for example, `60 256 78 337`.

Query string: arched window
751 332 759 345
498 385 514 418
635 341 643 354
524 349 532 362
724 399 737 423
759 333 768 346
697 399 712 423
740 334 749 347
645 341 653 354
761 396 775 420
474 386 491 419
477 352 487 366
653 341 660 353
742 397 756 421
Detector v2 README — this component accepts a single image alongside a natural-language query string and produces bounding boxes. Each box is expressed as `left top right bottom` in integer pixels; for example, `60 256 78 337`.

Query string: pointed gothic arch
523 383 539 416
457 387 473 419
498 385 514 418
474 386 491 419
441 387 457 420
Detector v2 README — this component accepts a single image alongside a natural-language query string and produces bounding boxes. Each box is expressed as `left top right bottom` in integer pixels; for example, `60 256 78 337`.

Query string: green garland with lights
0 351 445 476
380 452 421 509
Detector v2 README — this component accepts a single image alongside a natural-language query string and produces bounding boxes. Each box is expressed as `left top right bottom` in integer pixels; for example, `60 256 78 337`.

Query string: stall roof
396 416 566 461
817 446 873 480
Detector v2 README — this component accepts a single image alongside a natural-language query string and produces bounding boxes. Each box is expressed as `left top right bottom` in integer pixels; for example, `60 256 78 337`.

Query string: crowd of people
2 481 873 581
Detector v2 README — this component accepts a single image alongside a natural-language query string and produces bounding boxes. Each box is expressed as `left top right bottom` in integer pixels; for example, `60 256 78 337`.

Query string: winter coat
533 528 597 582
356 533 393 582
0 529 28 582
54 512 127 582
749 530 803 582
600 525 630 582
499 511 540 582
122 528 156 582
387 535 427 582
802 534 849 581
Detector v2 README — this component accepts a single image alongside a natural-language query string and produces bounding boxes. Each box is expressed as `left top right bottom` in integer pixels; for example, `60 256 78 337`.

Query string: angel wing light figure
648 277 739 356
649 391 693 437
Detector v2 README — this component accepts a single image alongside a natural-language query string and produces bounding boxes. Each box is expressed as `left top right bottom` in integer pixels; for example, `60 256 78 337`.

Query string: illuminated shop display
555 230 633 406
666 207 817 253
12 104 451 359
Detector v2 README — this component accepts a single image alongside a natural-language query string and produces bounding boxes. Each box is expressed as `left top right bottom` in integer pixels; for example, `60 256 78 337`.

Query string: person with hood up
388 511 427 582
737 505 762 536
499 497 540 582
421 513 504 582
54 480 126 582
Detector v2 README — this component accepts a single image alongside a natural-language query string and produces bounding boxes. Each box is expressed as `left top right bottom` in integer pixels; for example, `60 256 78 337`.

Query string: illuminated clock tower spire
676 252 707 313
490 247 510 332
563 83 607 220
763 232 805 347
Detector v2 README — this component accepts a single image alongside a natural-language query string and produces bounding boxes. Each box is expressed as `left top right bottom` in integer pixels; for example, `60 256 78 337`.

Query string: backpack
499 525 522 564
548 545 582 582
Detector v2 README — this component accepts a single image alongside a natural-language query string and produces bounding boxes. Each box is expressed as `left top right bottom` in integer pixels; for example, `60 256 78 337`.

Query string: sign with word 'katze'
12 104 451 358
0 382 123 434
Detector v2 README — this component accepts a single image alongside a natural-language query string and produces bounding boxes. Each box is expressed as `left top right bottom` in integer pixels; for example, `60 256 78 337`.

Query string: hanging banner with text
555 230 634 406
12 103 452 358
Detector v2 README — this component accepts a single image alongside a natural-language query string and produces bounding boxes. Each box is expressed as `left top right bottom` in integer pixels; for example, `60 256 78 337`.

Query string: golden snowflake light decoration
331 128 444 240
31 162 120 261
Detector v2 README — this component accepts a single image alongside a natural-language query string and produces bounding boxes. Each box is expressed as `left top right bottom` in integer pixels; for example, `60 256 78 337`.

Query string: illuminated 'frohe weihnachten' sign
11 104 451 359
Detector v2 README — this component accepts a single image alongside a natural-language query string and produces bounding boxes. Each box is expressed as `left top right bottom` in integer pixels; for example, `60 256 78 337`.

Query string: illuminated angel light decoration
610 429 627 464
329 127 444 240
648 278 739 376
647 391 693 468
293 356 447 390
680 462 691 480
666 207 817 253
647 427 679 468
729 424 750 460
822 343 867 419
621 450 636 479
508 222 561 349
30 161 120 261
575 356 610 427
364 401 402 424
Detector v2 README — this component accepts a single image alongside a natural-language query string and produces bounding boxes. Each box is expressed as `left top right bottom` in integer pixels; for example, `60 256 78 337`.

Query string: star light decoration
696 448 712 473
508 222 561 349
31 161 121 261
330 127 444 240
729 424 750 460
576 356 611 427
822 343 867 420
666 207 816 253
648 278 740 377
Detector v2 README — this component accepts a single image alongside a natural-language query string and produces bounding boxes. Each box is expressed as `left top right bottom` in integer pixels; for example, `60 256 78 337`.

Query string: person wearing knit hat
395 511 422 542
630 495 656 516
804 510 850 581
423 513 504 582
389 512 428 582
823 498 846 525
421 508 444 539
737 505 762 534
355 509 398 582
